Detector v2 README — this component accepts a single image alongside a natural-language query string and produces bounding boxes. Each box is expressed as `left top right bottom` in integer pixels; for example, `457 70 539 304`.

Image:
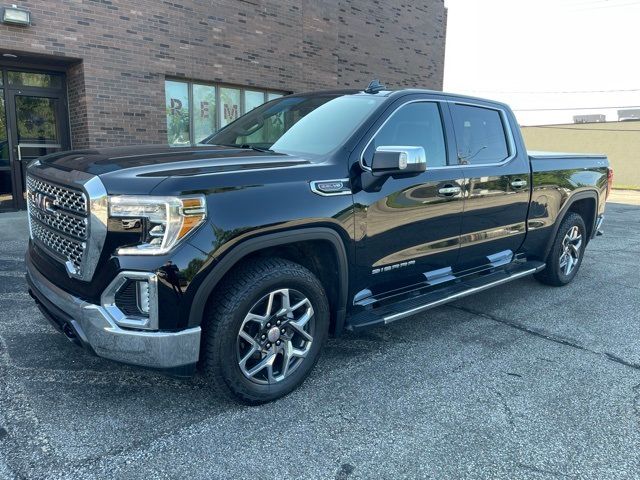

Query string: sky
443 0 640 125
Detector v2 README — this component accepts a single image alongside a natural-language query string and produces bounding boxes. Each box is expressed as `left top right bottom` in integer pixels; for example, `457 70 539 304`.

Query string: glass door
2 69 69 210
0 82 13 210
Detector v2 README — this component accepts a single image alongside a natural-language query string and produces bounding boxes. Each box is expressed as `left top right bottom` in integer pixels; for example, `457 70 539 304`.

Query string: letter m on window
224 104 238 121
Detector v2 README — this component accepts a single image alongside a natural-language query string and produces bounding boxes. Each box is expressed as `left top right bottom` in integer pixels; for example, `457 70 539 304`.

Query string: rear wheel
534 212 586 286
202 258 329 404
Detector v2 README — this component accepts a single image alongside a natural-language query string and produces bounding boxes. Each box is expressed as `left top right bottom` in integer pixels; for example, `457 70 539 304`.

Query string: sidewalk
609 189 640 205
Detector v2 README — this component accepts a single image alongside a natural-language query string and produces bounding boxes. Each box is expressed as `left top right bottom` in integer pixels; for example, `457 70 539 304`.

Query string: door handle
438 185 461 196
510 179 527 189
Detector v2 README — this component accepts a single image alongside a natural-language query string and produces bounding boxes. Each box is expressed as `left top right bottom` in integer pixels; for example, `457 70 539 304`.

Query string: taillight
606 168 614 200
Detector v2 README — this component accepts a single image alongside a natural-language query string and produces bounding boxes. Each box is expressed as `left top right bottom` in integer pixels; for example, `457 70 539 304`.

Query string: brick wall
0 0 446 148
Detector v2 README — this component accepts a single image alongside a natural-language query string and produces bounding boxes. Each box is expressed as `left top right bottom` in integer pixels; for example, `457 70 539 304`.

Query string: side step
348 260 545 329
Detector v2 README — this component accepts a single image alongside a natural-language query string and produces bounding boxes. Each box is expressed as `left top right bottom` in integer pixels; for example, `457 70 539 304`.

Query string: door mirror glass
371 146 427 176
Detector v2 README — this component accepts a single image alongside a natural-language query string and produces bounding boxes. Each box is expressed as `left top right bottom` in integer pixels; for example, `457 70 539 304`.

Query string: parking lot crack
449 304 640 373
516 462 571 478
603 352 640 371
491 387 516 429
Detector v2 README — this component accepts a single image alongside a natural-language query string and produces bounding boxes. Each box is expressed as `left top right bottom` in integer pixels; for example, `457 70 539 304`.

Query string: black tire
534 212 587 287
202 257 330 404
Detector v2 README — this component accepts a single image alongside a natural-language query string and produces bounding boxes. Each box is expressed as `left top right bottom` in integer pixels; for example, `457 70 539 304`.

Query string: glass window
165 80 190 145
268 92 283 101
207 95 383 156
193 84 216 144
8 71 62 89
369 102 447 167
271 96 383 155
451 104 510 164
0 92 8 167
220 87 241 128
244 90 265 113
15 96 59 143
164 79 286 144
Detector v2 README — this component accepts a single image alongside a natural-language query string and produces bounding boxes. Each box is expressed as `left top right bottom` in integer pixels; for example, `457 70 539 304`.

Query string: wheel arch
542 189 599 259
189 227 349 335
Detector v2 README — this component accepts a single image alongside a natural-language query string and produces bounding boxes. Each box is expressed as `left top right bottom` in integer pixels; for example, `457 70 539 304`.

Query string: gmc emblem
31 192 56 213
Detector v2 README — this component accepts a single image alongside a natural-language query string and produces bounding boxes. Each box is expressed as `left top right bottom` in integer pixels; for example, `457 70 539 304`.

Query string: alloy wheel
236 288 315 385
559 225 582 276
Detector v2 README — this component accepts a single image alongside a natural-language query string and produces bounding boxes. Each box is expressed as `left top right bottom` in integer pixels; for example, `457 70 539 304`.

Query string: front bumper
595 215 604 236
26 255 201 373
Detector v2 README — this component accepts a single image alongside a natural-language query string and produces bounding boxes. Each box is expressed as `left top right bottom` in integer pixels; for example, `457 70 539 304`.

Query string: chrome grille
29 205 87 239
27 175 89 276
26 176 87 214
30 221 86 272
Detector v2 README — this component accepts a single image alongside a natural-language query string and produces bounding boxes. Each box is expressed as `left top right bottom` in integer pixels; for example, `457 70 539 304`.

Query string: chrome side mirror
371 146 427 177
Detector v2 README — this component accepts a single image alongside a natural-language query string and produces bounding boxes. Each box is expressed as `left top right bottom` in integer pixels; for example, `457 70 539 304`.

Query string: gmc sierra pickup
25 82 611 403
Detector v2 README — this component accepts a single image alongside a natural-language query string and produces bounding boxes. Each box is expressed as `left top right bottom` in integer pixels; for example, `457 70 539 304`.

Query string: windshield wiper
239 144 274 153
212 143 274 153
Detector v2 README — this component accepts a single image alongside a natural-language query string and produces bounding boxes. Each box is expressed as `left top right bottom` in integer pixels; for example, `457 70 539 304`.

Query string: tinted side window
370 102 447 167
451 104 510 164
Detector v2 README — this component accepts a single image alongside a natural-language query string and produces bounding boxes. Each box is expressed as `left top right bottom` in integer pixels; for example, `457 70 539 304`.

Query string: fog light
102 271 159 330
137 281 150 314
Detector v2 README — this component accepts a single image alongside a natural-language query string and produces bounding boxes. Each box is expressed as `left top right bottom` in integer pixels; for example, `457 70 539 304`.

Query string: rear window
450 104 510 164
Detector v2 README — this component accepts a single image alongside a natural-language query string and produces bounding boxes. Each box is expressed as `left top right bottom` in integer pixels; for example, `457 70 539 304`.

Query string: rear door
353 97 465 299
447 101 530 271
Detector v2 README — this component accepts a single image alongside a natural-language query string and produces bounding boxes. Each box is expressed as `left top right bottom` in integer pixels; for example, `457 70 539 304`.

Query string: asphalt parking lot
0 191 639 479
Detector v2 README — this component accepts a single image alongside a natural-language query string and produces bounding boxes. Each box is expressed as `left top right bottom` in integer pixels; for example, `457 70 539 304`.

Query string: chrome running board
384 266 540 324
347 261 546 329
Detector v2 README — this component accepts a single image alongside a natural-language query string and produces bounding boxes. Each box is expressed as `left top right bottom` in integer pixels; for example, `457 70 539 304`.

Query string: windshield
202 94 384 156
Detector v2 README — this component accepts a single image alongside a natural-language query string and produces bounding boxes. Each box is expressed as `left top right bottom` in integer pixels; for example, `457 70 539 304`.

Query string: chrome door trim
359 98 519 172
446 100 518 168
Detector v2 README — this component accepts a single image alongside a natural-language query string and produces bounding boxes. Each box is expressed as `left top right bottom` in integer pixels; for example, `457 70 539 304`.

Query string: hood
36 144 312 194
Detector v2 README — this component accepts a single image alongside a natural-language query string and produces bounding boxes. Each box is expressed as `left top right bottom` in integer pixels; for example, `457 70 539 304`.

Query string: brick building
0 0 446 210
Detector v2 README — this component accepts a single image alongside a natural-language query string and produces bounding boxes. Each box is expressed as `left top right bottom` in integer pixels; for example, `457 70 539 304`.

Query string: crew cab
25 83 611 403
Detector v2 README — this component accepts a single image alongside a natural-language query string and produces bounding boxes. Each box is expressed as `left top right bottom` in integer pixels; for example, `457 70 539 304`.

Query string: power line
466 88 640 94
571 0 640 10
513 105 640 112
559 0 640 9
524 125 640 132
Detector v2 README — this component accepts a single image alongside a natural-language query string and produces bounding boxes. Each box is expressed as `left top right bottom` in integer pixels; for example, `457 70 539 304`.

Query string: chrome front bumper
595 215 604 236
26 255 201 372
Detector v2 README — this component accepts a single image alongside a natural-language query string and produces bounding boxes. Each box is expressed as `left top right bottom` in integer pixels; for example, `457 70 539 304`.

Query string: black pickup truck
25 84 612 403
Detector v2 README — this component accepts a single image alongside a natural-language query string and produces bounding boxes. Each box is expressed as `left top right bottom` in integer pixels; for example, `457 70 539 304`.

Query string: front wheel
202 258 329 404
534 212 586 286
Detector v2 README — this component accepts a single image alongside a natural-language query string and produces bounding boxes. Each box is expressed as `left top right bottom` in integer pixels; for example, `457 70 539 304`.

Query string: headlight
109 195 206 255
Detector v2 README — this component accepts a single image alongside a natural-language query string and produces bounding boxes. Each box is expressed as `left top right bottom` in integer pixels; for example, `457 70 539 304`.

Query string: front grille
27 175 89 276
30 222 85 271
26 176 87 214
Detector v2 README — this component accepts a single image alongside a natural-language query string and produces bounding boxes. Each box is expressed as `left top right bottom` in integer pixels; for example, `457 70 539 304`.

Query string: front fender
187 227 350 333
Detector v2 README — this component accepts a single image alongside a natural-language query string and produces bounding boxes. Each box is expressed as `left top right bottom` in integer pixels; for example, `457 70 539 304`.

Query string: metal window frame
164 77 288 145
359 99 519 173
447 100 518 168
359 99 452 172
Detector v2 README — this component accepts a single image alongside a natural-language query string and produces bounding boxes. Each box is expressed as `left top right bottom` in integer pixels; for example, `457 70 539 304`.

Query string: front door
353 98 465 300
0 69 69 211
